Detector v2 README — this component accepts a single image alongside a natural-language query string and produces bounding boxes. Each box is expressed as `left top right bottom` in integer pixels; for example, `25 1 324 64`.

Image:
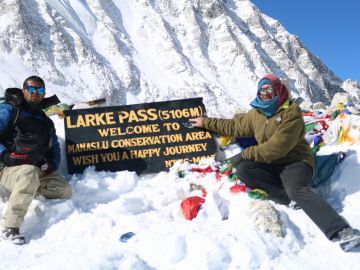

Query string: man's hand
189 117 204 128
1 151 32 166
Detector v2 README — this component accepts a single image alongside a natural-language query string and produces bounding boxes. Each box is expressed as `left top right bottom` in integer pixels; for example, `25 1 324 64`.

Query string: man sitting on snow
0 76 72 245
190 74 360 252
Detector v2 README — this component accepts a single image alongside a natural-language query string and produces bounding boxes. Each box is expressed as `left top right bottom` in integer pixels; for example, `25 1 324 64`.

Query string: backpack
0 88 23 138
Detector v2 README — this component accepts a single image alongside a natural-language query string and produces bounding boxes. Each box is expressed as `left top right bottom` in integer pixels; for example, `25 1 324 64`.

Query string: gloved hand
1 151 32 167
40 162 56 175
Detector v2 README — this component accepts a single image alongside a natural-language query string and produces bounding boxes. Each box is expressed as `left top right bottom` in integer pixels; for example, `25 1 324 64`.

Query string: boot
0 227 26 245
288 200 301 210
331 227 360 252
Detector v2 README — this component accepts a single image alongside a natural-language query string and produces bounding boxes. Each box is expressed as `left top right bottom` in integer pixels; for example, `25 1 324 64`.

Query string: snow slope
1 0 360 269
0 116 360 269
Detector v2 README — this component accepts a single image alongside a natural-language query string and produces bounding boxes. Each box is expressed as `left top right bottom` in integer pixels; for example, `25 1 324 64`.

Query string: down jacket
0 103 61 170
203 101 314 171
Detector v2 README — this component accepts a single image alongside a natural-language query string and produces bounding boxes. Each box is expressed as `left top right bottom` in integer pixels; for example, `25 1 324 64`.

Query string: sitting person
190 74 360 252
0 76 72 245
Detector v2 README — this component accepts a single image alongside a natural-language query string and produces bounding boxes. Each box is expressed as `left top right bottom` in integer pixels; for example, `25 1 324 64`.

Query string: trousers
0 164 72 228
235 160 348 239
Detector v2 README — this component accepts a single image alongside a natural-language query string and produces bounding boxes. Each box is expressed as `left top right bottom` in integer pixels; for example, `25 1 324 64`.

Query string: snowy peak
0 0 359 116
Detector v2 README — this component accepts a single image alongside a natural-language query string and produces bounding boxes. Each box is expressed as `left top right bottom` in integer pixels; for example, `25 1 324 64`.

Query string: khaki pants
0 164 72 228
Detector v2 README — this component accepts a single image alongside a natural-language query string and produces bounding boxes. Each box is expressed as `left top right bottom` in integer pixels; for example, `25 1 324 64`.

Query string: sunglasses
259 86 273 94
25 86 45 95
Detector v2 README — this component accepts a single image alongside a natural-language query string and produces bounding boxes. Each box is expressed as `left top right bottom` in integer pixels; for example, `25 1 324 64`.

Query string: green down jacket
203 101 315 171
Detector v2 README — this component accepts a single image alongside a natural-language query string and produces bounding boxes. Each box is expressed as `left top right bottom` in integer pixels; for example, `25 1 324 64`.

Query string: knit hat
258 79 273 92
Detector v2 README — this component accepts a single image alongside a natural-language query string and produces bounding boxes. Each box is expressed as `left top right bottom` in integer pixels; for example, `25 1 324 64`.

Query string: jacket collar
276 99 290 112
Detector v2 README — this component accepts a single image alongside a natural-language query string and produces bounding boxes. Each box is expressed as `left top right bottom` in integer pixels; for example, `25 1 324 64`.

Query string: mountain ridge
0 0 359 117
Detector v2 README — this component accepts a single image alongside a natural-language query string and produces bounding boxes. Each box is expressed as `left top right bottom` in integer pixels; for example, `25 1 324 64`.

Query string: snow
0 0 360 269
1 113 360 269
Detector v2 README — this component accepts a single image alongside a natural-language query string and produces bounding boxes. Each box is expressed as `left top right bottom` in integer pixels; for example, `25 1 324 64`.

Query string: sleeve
0 104 13 157
202 112 254 137
47 117 61 170
242 105 305 163
50 133 61 170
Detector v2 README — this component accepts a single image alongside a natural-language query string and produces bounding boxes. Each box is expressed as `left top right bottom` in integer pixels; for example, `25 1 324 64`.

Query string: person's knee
284 185 310 201
16 165 41 191
51 179 72 199
49 182 72 199
281 162 313 200
60 184 72 199
283 181 313 201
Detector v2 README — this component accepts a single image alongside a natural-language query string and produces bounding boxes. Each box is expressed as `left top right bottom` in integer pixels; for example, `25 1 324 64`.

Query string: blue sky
251 1 360 82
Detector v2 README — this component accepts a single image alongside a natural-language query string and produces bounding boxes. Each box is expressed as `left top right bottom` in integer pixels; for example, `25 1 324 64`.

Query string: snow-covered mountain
1 1 360 267
0 0 359 116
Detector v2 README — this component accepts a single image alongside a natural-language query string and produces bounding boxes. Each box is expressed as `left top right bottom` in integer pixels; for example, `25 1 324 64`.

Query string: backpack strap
11 105 21 135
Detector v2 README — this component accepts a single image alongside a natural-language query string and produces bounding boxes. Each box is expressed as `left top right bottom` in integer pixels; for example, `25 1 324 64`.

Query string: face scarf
250 95 279 117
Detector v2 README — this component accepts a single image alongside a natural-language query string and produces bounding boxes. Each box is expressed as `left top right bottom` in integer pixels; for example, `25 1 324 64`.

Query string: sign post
64 98 216 174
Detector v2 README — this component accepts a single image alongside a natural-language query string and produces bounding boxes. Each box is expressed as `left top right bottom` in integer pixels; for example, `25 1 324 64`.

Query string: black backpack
0 88 23 135
2 87 23 106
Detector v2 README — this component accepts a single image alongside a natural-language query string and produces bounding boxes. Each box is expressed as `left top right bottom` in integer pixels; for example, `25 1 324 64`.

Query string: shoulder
236 109 261 122
234 109 261 125
279 102 303 122
247 108 262 119
0 103 15 117
287 102 302 115
289 102 301 110
233 112 246 120
0 103 14 111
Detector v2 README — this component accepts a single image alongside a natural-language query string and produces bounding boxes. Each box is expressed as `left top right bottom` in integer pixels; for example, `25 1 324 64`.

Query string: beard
24 99 41 112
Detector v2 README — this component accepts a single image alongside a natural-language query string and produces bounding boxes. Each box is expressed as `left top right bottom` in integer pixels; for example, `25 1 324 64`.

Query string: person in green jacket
190 74 360 252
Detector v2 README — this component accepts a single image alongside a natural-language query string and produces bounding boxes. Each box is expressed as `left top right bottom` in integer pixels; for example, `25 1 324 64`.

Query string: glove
40 162 56 175
1 151 32 167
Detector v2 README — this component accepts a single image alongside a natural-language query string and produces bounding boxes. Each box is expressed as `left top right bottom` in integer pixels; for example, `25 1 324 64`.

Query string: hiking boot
337 151 346 162
331 227 360 252
0 227 26 245
288 200 301 210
